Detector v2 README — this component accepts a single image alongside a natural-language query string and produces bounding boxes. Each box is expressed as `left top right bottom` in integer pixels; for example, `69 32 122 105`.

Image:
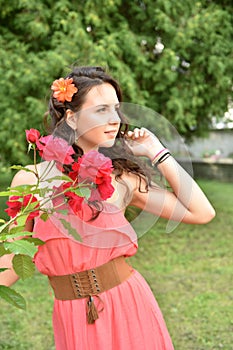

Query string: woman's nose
108 109 121 124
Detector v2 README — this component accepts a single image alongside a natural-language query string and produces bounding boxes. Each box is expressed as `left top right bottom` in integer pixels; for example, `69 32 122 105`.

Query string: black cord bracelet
155 152 171 166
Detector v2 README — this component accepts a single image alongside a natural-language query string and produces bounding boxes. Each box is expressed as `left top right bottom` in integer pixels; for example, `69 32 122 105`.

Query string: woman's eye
97 107 107 113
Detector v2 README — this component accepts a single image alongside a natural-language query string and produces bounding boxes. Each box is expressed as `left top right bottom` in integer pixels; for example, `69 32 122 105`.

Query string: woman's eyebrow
95 103 120 108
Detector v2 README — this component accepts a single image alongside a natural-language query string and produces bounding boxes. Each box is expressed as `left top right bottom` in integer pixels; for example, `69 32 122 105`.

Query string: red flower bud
26 129 41 144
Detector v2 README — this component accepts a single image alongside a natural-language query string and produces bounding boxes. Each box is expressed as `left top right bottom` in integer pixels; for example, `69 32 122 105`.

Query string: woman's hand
124 127 164 160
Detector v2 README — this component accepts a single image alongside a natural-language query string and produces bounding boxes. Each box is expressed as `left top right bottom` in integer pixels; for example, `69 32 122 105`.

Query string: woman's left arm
124 128 216 224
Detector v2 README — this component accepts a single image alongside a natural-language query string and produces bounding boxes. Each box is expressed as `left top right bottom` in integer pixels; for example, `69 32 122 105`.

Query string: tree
118 0 233 135
0 0 232 171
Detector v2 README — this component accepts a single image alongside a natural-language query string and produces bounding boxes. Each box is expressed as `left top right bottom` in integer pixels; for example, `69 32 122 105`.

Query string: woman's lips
104 130 118 136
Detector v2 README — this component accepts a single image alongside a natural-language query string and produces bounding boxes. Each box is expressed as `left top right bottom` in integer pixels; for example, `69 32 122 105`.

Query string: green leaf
37 187 50 197
4 240 38 258
40 213 49 221
0 231 33 241
25 237 44 246
0 244 11 257
11 165 34 172
45 175 72 183
60 218 82 242
0 285 26 310
16 215 28 227
8 225 29 235
8 184 36 193
0 221 11 234
24 201 39 212
56 209 69 216
0 219 6 224
73 187 91 199
0 190 19 197
12 254 35 280
2 187 41 196
0 268 8 272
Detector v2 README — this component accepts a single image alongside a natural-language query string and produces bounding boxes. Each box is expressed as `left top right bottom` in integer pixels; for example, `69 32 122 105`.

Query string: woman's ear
65 109 77 130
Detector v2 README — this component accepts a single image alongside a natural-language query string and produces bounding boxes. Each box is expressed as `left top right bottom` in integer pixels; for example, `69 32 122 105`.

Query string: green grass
0 274 54 350
0 180 233 349
132 180 233 350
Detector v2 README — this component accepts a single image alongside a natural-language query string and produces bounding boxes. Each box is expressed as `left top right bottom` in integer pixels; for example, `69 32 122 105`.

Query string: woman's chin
99 139 116 148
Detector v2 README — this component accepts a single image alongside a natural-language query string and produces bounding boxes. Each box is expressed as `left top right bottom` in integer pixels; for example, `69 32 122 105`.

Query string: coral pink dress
33 203 174 350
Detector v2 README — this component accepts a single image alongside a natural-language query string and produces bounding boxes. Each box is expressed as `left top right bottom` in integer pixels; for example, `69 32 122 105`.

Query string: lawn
0 179 232 349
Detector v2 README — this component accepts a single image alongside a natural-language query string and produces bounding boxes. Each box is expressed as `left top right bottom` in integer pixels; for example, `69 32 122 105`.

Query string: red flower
5 194 40 221
68 161 81 181
52 182 72 210
22 195 40 220
65 192 84 214
36 135 75 164
69 150 114 201
25 129 41 144
51 78 78 103
5 196 22 218
52 182 84 214
89 178 114 201
69 150 113 183
97 177 115 200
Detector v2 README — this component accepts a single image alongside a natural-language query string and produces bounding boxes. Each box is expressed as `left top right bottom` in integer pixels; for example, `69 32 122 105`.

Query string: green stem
33 145 39 178
39 161 55 181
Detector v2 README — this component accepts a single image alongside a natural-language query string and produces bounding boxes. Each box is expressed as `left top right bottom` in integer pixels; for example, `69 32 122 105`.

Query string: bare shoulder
11 164 38 187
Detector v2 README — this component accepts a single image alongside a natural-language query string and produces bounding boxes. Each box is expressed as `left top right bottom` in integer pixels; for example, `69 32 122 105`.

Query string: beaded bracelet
151 148 170 167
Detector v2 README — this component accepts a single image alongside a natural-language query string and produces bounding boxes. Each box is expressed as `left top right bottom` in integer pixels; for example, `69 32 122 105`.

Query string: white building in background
187 129 233 160
187 107 233 160
165 107 233 161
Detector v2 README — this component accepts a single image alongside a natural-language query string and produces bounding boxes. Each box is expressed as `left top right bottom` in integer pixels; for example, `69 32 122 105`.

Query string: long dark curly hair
44 66 155 207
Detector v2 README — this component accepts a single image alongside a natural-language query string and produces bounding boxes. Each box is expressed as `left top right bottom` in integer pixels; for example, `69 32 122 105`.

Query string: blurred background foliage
0 0 232 173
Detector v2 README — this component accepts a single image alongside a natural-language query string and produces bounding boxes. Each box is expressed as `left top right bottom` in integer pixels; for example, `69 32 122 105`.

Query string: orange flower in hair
51 78 78 102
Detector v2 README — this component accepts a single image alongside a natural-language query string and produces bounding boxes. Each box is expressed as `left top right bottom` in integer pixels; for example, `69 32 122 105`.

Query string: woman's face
74 83 121 152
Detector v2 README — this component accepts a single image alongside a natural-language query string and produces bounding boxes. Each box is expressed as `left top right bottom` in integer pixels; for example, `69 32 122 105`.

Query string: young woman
0 66 215 349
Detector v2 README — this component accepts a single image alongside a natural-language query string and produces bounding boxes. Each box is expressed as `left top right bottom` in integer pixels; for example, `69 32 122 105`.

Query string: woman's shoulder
11 161 60 188
11 164 40 187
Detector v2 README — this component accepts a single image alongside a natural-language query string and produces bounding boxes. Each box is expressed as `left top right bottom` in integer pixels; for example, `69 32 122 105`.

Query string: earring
74 130 79 145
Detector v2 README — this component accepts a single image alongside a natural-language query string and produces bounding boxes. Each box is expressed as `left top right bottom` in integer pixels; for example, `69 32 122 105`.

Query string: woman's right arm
0 167 37 286
0 253 20 286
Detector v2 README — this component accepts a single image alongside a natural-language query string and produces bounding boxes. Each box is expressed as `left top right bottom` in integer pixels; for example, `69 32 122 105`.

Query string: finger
127 130 134 138
141 127 153 136
139 128 145 137
133 128 140 138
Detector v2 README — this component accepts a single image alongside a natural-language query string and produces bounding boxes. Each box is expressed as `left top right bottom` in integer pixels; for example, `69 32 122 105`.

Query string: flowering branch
0 129 114 309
